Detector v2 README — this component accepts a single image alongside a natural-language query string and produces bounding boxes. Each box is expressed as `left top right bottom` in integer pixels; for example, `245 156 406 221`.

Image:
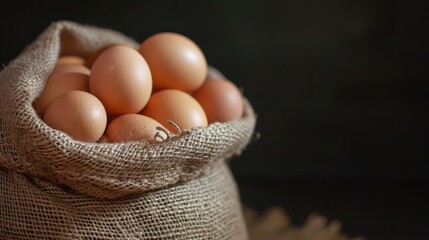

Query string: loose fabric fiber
0 20 256 239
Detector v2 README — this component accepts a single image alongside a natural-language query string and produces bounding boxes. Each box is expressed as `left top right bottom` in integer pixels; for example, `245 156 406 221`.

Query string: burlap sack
0 20 256 239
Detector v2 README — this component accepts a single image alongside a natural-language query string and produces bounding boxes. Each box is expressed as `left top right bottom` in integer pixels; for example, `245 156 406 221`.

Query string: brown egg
43 90 107 142
57 55 86 65
139 32 207 93
89 45 152 115
141 89 208 134
51 63 91 76
35 72 89 116
85 44 117 69
106 114 169 143
192 79 244 123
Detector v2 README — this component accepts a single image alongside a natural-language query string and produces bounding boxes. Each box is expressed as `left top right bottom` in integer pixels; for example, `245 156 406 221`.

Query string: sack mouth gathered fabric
0 20 257 199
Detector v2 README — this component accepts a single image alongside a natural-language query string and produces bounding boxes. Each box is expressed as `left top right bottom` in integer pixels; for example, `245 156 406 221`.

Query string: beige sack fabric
0 20 256 239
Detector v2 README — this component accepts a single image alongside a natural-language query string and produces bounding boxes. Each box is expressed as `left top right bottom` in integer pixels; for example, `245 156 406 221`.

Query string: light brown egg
57 55 86 65
86 44 134 69
106 114 169 143
43 90 107 142
89 45 152 115
35 72 89 116
141 89 208 134
85 44 117 69
139 32 207 93
51 63 91 76
192 79 244 123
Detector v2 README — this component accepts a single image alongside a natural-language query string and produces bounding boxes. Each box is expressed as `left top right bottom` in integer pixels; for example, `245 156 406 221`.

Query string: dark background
1 1 428 239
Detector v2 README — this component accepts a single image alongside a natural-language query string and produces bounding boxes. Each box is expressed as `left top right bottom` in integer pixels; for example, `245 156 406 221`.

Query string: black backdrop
1 1 428 239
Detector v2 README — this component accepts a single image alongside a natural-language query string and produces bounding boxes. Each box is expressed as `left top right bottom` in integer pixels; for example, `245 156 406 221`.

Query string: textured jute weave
0 21 256 239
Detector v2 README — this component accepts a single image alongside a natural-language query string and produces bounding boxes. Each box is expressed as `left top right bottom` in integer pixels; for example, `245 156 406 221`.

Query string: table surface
236 176 429 240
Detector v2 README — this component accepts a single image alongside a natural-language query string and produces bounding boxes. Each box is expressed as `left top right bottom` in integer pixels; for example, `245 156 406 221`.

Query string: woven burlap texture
0 20 256 239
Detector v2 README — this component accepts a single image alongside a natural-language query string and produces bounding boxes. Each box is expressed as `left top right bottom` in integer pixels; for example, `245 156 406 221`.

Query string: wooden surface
237 177 429 240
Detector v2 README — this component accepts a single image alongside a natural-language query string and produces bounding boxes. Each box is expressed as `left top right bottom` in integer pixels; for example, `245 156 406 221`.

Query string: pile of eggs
35 32 244 143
